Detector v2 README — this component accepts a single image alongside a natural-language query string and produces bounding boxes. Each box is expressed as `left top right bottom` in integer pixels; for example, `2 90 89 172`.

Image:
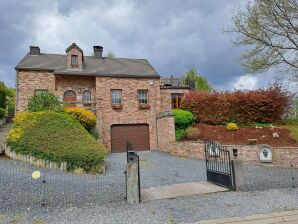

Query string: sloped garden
6 92 106 172
173 83 298 147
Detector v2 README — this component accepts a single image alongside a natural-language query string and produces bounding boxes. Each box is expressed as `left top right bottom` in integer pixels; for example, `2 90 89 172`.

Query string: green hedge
172 109 195 140
0 107 5 119
7 111 107 172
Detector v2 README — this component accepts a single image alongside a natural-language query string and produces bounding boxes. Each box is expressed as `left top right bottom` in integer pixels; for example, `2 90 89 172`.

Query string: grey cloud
0 0 276 89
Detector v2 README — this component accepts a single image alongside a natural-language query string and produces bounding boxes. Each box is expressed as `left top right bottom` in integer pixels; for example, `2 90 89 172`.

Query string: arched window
82 90 91 103
63 90 76 103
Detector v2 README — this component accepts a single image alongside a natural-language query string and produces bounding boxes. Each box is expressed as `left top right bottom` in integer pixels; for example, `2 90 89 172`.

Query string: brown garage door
111 124 150 153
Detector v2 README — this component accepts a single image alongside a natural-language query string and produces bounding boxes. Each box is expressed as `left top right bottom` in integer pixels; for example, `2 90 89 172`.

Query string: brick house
15 43 192 152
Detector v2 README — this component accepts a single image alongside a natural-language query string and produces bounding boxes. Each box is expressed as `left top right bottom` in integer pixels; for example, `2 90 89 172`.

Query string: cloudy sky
0 0 292 90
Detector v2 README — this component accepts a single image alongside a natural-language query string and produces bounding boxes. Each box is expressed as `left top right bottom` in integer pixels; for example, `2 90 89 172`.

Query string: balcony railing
160 76 195 89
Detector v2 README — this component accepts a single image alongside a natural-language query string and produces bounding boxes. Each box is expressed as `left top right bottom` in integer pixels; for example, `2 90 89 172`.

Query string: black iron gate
205 140 235 190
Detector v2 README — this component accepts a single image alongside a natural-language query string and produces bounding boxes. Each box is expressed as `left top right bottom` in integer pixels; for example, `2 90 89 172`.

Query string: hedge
172 109 195 140
181 84 292 125
7 111 107 172
65 107 96 131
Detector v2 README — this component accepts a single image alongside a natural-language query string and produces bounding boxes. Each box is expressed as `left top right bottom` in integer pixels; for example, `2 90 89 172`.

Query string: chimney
30 46 40 55
93 46 103 59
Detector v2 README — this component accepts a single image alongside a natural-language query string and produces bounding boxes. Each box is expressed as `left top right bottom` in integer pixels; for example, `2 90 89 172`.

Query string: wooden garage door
111 124 150 153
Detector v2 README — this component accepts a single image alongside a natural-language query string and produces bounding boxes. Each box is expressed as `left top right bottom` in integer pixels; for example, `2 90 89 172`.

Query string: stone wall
156 116 298 167
96 77 162 151
156 113 176 151
17 70 56 112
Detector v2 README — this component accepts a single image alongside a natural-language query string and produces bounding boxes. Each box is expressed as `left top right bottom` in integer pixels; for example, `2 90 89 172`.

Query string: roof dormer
66 43 84 69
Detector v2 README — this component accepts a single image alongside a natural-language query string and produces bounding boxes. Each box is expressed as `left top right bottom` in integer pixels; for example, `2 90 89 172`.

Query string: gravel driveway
1 151 298 223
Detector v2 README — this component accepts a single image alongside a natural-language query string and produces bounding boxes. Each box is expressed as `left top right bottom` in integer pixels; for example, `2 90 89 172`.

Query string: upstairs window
63 90 76 103
82 90 91 102
171 93 184 109
111 89 122 105
71 55 78 66
138 90 148 105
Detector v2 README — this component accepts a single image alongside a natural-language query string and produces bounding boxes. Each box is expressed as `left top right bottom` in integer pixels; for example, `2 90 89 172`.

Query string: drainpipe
153 78 158 150
15 69 19 115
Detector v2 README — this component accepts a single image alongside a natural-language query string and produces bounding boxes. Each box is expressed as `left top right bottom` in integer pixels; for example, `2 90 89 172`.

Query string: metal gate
204 140 235 190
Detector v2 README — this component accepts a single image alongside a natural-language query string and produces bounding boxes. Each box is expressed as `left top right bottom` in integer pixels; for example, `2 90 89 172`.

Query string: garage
111 124 150 153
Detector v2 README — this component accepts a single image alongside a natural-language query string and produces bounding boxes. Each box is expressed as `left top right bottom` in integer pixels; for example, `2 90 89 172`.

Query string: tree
0 81 7 108
183 68 212 91
227 0 298 77
28 91 63 112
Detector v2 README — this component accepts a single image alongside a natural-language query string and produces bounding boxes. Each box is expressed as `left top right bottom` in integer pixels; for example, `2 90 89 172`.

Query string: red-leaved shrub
181 84 292 124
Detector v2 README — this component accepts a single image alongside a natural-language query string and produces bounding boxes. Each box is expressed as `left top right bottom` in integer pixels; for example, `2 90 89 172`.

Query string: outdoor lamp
232 148 238 159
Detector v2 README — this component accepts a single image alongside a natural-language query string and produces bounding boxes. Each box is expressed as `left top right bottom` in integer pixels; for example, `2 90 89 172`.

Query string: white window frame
138 89 148 105
111 89 122 105
82 90 91 103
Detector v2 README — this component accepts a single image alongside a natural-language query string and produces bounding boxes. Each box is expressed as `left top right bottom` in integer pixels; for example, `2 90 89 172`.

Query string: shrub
0 107 5 119
89 127 100 140
226 122 238 131
7 111 107 172
65 107 96 131
182 83 292 124
28 91 63 112
175 128 185 141
0 82 7 109
184 127 200 140
172 109 195 130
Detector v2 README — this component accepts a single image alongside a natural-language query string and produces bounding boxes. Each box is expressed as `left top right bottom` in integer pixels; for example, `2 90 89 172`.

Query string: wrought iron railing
160 76 195 89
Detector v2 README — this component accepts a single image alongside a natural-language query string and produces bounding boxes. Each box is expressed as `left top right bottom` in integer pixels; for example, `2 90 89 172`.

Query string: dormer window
71 55 78 66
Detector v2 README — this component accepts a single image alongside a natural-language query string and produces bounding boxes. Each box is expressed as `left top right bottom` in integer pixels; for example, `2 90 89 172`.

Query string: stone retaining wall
4 145 68 171
156 115 298 167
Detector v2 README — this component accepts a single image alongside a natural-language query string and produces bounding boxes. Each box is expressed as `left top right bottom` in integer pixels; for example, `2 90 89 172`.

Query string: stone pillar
232 159 245 191
126 152 140 204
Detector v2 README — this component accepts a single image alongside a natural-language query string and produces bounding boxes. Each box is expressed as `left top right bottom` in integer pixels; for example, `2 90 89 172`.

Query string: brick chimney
93 46 103 59
30 46 40 55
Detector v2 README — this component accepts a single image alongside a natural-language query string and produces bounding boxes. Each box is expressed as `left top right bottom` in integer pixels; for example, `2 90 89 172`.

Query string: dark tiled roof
15 53 160 78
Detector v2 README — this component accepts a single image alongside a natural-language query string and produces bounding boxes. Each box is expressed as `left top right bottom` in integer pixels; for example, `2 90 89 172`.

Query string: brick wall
17 71 97 111
156 116 298 167
56 75 96 108
156 114 176 151
96 77 161 151
17 70 56 111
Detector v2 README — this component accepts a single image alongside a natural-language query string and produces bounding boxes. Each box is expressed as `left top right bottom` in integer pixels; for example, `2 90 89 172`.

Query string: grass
7 111 107 172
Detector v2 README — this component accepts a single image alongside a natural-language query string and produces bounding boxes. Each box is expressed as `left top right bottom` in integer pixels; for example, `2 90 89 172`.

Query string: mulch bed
194 123 298 147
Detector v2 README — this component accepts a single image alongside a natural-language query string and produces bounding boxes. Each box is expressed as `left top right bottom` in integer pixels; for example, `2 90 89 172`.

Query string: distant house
15 43 192 152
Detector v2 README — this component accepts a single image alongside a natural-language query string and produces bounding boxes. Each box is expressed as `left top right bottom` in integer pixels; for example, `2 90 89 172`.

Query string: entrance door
111 124 150 153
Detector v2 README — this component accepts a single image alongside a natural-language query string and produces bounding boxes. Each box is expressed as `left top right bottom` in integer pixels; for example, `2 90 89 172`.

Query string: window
71 55 78 66
82 90 91 103
138 90 148 105
111 90 122 105
171 93 184 109
63 90 76 103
